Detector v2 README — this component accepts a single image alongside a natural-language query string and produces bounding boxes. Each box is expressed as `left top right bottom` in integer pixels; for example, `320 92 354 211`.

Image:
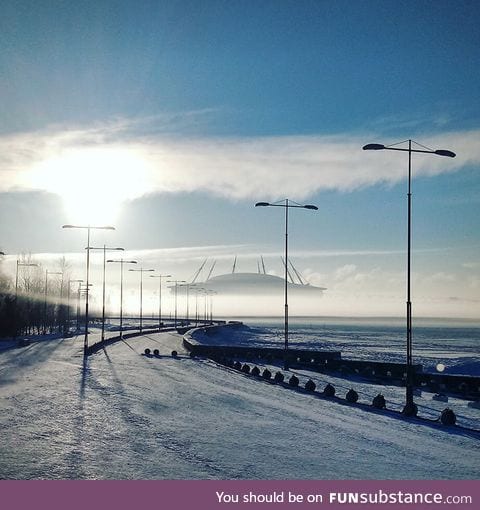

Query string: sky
0 0 479 318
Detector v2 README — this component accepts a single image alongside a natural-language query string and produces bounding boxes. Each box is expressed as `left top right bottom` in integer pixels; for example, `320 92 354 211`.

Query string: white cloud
1 120 479 202
333 264 357 280
462 262 480 269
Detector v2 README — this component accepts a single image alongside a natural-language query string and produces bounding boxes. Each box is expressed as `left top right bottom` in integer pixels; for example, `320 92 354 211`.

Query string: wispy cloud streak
1 119 479 201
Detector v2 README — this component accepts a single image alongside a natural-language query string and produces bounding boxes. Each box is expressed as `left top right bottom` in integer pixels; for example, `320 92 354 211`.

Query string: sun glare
30 147 151 224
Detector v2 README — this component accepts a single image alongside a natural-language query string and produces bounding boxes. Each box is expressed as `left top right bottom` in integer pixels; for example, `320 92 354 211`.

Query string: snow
0 324 479 480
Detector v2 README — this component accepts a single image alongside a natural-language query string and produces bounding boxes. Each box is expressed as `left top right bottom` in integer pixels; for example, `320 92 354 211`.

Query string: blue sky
1 0 479 317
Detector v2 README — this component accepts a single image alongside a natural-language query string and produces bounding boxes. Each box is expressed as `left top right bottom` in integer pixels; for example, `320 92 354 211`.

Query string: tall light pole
167 280 186 328
255 199 318 370
62 225 115 355
178 283 197 324
193 287 203 325
107 259 137 338
129 268 155 332
87 246 124 341
67 279 83 334
206 289 217 324
43 270 63 335
150 274 172 329
77 283 92 332
107 258 137 338
363 139 455 415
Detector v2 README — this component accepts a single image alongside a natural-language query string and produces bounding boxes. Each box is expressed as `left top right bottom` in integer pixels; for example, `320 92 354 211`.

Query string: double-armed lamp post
43 270 63 335
107 259 137 338
150 274 172 329
67 279 83 334
363 139 455 415
167 280 186 328
129 268 155 332
255 199 318 370
87 245 124 341
62 225 115 355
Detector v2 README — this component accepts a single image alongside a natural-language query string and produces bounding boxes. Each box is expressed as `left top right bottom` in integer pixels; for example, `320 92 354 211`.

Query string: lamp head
255 202 270 207
434 149 456 158
304 204 318 210
362 144 385 151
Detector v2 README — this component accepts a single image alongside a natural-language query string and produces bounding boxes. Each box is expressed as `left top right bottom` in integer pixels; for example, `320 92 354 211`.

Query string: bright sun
30 147 151 224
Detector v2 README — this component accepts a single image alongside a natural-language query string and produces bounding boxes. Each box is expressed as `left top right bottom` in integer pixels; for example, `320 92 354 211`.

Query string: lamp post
255 199 318 370
150 274 172 329
178 283 197 324
67 279 83 334
193 288 202 325
363 139 455 415
43 270 63 335
77 283 92 332
107 259 137 338
87 246 124 341
206 289 217 323
62 225 115 355
129 268 155 332
167 280 186 328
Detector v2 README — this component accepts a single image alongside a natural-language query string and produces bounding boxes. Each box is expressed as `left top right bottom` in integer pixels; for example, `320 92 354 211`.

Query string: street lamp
77 283 93 331
43 270 63 335
363 139 455 416
205 289 217 324
62 225 115 355
178 283 197 324
129 268 155 332
193 287 205 325
107 259 137 338
255 199 318 370
150 274 172 329
67 279 83 334
86 246 124 341
167 280 186 328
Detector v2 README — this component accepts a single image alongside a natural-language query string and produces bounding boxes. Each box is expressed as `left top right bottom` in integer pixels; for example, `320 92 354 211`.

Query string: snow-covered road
1 331 479 479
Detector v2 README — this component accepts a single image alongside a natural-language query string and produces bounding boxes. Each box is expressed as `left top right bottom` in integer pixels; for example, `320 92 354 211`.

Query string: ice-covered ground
0 325 479 480
196 319 480 376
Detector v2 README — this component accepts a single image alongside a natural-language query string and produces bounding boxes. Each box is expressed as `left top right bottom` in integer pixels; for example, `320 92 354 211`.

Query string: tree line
0 254 79 339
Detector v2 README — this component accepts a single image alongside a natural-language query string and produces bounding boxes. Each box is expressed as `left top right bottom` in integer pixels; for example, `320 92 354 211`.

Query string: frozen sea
217 316 480 376
0 317 479 480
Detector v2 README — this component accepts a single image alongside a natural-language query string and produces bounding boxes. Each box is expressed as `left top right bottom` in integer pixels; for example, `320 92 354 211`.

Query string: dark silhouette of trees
0 255 77 339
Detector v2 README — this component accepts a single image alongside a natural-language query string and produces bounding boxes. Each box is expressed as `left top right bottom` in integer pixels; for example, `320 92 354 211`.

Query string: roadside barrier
323 383 335 397
262 368 272 380
346 388 359 403
440 408 456 426
372 394 386 409
251 366 260 376
288 375 299 387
